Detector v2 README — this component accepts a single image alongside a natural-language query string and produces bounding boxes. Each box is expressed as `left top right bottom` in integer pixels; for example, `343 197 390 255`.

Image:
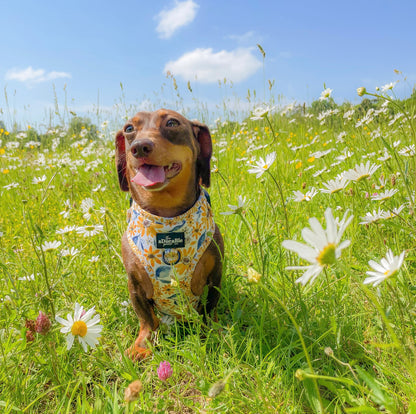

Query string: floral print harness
126 191 215 318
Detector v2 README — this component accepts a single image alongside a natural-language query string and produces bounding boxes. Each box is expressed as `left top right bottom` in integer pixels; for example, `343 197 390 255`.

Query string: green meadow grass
1 86 416 413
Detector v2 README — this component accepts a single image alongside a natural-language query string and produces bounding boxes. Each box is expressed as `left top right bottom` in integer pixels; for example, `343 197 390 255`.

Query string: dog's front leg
126 274 159 360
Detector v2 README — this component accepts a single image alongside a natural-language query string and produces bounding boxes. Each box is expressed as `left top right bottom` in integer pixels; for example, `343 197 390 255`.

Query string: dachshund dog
115 109 223 360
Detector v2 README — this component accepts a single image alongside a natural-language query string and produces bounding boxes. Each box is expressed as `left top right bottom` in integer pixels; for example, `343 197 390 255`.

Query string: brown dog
115 109 224 360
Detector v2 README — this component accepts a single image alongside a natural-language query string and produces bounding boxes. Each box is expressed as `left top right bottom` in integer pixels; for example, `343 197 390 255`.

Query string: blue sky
1 0 415 128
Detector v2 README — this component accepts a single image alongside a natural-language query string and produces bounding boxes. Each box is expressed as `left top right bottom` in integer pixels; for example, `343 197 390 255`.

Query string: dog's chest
126 192 215 316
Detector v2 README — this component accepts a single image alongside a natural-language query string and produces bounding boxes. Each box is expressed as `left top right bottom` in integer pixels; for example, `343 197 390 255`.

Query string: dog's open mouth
131 162 182 187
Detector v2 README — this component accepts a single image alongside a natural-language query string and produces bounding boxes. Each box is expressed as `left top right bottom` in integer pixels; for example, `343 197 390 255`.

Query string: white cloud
228 31 257 43
164 48 262 83
5 66 71 83
156 0 198 39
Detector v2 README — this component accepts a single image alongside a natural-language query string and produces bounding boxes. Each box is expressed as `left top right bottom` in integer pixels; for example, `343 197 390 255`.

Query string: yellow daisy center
263 164 269 170
384 269 397 278
356 173 370 182
317 243 337 266
71 320 88 337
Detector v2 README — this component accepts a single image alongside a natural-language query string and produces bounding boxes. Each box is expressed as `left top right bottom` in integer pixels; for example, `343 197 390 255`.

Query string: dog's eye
124 125 134 133
166 119 180 128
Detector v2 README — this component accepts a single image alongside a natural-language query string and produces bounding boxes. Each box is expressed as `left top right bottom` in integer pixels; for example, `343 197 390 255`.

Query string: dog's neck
130 175 200 218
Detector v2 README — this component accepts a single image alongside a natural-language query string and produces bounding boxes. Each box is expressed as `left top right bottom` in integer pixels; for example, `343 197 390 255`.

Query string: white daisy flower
381 204 406 220
292 188 318 202
61 247 80 257
320 175 349 194
89 255 100 262
18 274 36 281
363 250 405 287
336 151 354 162
56 225 77 235
359 208 385 225
76 225 104 237
3 182 19 190
343 161 380 182
250 105 275 120
381 81 398 92
309 149 332 159
98 207 107 218
312 167 328 178
343 110 355 120
60 199 72 219
282 208 353 285
247 152 277 178
377 150 391 162
55 303 102 352
80 198 95 221
32 175 47 184
388 113 404 127
375 175 387 190
370 189 398 201
41 240 62 252
319 88 333 101
398 145 415 157
221 195 248 215
92 184 106 192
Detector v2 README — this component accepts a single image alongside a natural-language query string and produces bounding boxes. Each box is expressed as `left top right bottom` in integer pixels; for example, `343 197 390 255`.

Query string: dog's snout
131 139 154 158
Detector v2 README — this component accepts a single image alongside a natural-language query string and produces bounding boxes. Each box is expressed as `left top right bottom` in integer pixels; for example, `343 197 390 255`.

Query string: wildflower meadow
1 78 416 413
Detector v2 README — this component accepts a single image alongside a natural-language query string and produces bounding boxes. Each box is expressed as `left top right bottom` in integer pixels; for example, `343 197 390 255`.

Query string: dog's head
115 109 212 194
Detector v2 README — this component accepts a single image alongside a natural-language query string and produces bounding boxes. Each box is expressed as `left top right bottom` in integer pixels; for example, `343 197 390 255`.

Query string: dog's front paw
125 344 152 361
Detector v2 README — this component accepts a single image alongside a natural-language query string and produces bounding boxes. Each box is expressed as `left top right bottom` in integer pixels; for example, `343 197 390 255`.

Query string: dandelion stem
266 170 291 236
264 115 277 143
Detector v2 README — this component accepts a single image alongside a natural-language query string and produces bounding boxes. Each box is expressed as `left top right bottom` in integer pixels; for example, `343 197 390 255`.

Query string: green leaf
0 401 21 412
355 366 395 410
120 372 133 381
320 380 364 407
303 378 323 413
408 401 416 414
345 406 380 413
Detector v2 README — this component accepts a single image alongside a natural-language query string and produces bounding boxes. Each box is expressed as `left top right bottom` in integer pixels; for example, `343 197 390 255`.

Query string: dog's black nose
131 139 154 158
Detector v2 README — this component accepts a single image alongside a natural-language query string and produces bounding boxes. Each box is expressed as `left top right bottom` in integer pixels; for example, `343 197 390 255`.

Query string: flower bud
26 330 35 342
157 361 173 381
357 87 367 97
247 267 262 283
295 369 306 381
35 311 51 335
324 347 334 356
25 319 36 332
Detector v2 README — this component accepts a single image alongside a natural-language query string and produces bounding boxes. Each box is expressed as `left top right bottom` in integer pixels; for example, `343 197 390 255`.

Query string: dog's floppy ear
115 130 129 192
192 121 212 188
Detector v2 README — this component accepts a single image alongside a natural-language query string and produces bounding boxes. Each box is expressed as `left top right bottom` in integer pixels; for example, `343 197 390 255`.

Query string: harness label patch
156 232 185 249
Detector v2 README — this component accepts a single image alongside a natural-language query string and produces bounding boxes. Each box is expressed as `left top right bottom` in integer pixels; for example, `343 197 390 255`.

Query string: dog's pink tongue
131 165 165 186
